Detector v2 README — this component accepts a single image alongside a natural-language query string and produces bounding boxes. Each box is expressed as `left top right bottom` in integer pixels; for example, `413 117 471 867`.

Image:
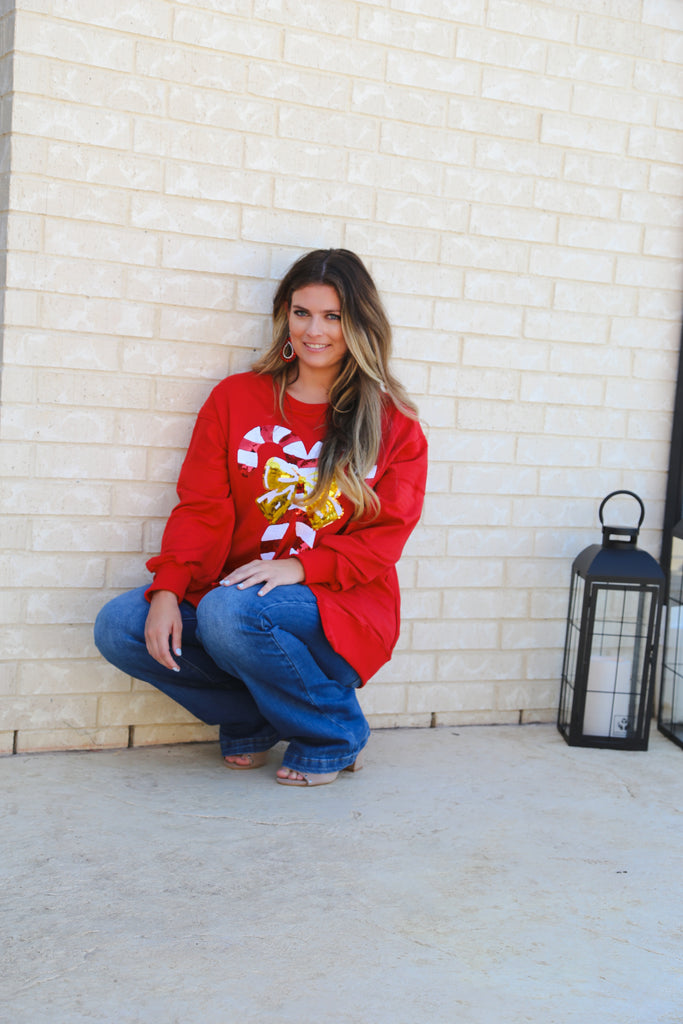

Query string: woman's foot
275 754 363 787
224 750 269 770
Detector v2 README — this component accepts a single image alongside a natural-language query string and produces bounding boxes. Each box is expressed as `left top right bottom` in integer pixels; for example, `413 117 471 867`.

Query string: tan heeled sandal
275 752 363 787
224 750 269 770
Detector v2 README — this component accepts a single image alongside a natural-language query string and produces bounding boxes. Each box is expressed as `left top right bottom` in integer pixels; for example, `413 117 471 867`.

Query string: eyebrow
291 304 341 313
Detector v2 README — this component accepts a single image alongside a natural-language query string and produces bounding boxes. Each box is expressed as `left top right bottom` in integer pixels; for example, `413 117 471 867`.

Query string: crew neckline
285 391 329 413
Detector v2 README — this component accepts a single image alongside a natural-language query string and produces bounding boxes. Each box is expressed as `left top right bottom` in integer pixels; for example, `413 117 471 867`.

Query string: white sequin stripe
237 448 258 468
262 524 289 540
283 439 322 461
294 521 316 550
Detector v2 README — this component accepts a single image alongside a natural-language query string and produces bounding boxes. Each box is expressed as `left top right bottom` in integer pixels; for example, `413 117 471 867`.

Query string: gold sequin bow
256 456 343 529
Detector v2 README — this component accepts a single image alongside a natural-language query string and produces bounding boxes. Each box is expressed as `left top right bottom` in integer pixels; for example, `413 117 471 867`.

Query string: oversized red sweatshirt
146 371 428 683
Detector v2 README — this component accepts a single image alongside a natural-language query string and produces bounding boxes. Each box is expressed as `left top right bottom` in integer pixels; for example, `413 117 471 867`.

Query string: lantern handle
598 490 645 529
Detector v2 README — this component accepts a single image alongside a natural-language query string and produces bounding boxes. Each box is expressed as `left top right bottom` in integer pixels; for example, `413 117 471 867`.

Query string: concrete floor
2 724 682 1024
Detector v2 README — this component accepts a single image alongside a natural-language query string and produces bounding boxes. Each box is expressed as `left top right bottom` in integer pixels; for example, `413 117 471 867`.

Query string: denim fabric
94 584 369 773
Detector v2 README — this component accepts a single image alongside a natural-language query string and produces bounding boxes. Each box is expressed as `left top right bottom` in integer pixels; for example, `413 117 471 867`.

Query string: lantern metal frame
658 518 683 749
658 318 683 749
558 491 665 751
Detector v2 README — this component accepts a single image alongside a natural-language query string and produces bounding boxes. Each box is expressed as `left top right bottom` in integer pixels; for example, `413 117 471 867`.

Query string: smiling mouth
304 342 329 350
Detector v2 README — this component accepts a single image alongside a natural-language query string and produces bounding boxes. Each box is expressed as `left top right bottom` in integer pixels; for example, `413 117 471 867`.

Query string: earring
281 337 296 362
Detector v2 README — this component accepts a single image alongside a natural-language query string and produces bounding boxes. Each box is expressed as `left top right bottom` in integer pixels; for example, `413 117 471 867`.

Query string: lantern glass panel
583 585 654 739
660 535 683 745
559 573 585 731
670 534 683 604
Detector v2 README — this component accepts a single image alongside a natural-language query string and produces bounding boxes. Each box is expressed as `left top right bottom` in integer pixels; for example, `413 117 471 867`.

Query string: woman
94 249 427 787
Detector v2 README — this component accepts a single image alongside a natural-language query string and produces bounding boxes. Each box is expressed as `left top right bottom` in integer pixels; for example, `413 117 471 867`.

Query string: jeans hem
219 738 279 756
280 734 370 773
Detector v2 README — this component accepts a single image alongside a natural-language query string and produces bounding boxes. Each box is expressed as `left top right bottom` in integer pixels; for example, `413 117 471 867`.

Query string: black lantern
558 491 665 750
658 518 683 749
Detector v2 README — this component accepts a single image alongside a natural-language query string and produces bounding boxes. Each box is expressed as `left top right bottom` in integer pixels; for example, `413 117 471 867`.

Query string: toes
226 754 250 766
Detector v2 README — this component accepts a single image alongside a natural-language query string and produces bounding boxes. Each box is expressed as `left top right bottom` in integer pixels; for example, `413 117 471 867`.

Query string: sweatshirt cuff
144 564 193 603
296 547 341 589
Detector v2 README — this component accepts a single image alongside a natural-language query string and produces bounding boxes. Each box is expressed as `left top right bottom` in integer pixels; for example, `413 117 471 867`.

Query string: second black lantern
558 491 665 750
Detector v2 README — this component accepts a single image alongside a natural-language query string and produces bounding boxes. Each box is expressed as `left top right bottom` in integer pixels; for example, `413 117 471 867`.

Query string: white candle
583 654 633 737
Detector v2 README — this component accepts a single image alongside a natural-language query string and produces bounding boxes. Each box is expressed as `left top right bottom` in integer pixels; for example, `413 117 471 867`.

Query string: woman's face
287 284 348 378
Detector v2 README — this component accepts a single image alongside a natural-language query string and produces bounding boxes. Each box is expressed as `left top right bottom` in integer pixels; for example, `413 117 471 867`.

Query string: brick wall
1 0 682 752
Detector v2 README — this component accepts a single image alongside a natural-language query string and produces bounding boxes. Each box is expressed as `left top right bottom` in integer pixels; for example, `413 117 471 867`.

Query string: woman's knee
93 599 117 658
196 586 265 662
197 586 244 636
93 586 148 658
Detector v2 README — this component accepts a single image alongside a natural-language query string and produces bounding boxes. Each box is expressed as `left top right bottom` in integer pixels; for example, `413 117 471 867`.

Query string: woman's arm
144 590 184 670
219 556 305 596
146 393 237 603
296 417 428 591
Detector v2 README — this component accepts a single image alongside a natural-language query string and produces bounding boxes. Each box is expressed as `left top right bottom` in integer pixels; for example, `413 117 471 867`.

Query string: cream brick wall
1 0 682 752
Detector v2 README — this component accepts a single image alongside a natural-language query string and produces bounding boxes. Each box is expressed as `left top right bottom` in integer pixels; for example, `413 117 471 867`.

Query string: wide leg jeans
94 584 370 773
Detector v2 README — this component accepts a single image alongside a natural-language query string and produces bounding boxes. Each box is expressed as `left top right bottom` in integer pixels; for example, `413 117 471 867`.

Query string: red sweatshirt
146 371 428 683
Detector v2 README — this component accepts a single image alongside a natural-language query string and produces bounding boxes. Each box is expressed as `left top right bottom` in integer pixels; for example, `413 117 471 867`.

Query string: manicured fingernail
173 666 180 673
175 648 182 656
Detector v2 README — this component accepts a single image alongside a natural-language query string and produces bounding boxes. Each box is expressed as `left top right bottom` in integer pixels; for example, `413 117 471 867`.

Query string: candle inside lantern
583 654 633 737
666 604 683 672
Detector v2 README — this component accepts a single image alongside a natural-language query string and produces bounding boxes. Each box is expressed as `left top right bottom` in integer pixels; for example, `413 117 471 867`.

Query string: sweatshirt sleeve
145 390 236 602
296 416 427 592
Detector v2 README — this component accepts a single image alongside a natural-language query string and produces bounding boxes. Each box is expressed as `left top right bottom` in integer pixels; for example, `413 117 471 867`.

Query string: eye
292 308 309 317
326 313 341 321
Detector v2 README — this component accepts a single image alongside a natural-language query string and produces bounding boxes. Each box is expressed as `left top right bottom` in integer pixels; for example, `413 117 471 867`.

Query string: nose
306 315 325 337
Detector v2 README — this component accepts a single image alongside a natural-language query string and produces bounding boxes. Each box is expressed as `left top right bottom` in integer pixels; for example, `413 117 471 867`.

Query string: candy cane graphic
237 424 342 558
237 425 295 475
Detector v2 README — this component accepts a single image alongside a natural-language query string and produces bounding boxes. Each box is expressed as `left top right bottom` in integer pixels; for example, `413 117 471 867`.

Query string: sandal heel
276 751 365 787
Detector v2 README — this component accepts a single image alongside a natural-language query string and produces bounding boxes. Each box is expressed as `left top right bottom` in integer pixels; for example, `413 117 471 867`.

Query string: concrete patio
2 723 682 1024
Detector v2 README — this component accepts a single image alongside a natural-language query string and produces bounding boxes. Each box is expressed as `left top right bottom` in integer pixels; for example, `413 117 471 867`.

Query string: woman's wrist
149 589 179 603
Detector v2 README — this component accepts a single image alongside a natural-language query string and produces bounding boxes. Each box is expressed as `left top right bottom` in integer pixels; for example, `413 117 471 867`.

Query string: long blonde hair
253 249 417 519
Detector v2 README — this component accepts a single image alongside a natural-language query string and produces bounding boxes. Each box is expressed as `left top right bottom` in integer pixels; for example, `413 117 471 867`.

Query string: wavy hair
252 249 417 519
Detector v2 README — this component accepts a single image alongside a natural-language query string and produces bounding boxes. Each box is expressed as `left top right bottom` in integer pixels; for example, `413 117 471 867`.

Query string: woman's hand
220 557 305 596
145 590 183 671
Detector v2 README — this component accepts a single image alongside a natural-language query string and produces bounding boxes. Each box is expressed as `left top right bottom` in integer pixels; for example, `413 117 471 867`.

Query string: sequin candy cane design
237 425 343 558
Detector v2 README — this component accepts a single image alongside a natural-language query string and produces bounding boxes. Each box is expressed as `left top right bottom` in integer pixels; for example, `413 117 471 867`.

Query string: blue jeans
93 584 369 773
